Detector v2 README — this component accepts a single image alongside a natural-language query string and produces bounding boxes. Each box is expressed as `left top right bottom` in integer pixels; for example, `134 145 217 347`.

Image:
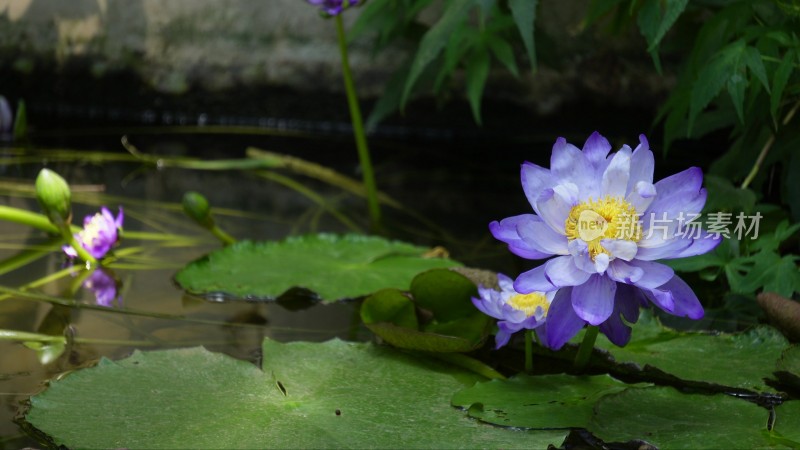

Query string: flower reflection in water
82 268 122 308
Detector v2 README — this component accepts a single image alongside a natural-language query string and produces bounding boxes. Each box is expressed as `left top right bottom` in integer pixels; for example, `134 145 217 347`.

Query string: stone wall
0 0 672 116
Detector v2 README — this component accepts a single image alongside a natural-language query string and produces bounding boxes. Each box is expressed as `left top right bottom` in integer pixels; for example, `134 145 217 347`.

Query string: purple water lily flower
472 274 555 349
84 268 121 307
63 207 124 260
308 0 360 15
491 132 721 350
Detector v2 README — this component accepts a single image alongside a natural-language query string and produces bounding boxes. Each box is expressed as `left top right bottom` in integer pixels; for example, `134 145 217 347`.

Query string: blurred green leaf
508 0 538 70
727 72 747 124
771 49 796 124
703 174 757 213
636 0 689 52
762 256 800 298
689 39 746 134
13 99 27 141
486 35 519 77
366 60 411 130
743 46 770 93
465 46 491 125
401 0 472 107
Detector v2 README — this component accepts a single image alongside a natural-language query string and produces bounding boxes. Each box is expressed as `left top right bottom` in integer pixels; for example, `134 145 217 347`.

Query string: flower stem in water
573 325 599 372
335 14 382 232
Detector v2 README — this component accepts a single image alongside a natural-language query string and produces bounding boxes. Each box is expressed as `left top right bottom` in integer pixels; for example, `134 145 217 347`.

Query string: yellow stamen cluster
508 292 550 317
564 196 641 260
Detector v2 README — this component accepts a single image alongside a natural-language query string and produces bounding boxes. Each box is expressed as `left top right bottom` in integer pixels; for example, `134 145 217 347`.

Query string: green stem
65 233 98 266
335 14 382 232
210 224 237 246
430 352 506 380
573 326 599 372
0 205 97 265
741 99 800 189
524 329 533 373
0 205 59 233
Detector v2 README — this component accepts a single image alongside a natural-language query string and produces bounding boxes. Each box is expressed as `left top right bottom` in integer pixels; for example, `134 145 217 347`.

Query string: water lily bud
182 191 213 228
35 168 72 227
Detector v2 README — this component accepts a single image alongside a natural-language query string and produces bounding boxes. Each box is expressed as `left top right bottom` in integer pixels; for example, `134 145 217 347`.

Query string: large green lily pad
451 375 787 449
25 339 567 448
597 319 787 393
590 386 790 449
773 401 800 446
775 345 800 391
555 313 790 393
174 234 461 301
451 374 635 429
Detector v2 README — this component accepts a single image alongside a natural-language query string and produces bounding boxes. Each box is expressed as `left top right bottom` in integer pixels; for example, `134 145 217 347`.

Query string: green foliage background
351 0 800 326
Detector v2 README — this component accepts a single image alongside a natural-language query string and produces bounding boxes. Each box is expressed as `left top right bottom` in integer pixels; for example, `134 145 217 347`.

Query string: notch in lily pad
360 268 491 352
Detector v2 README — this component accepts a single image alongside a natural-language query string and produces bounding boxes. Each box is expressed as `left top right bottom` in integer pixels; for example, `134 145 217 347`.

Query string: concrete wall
0 0 671 115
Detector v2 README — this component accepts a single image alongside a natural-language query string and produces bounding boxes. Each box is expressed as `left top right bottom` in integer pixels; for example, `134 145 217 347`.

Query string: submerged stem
334 14 382 232
524 329 533 373
573 325 599 372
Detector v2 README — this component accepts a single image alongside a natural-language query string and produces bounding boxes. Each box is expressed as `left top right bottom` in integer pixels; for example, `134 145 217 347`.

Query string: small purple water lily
472 274 555 349
308 0 360 15
84 268 121 307
491 132 721 350
63 207 124 260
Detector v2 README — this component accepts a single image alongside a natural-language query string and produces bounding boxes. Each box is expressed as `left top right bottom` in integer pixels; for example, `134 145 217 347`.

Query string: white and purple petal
571 274 617 325
536 183 579 234
601 147 632 198
542 287 586 350
489 215 552 260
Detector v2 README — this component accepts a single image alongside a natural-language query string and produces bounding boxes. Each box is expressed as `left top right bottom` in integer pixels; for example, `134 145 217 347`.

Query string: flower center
508 292 549 318
81 214 105 242
564 196 641 260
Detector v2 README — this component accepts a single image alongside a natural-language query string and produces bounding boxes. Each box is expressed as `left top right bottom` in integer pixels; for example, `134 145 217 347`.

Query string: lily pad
360 270 490 352
550 313 790 393
25 340 568 448
595 318 787 393
590 386 787 449
174 234 461 301
773 401 800 447
450 374 635 429
775 345 800 392
411 268 478 321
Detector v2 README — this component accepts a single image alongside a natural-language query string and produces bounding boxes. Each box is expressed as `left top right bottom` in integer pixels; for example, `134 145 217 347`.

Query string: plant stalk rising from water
308 0 381 231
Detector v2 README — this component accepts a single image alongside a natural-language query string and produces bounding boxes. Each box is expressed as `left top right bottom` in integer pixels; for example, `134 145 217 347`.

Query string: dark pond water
0 91 729 447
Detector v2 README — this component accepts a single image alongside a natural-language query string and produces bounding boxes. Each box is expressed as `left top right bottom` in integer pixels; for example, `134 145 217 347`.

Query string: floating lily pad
360 269 490 352
544 313 790 393
25 340 567 448
590 386 785 449
450 374 635 429
593 315 788 393
773 401 800 447
411 268 478 321
174 234 461 301
775 345 800 392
